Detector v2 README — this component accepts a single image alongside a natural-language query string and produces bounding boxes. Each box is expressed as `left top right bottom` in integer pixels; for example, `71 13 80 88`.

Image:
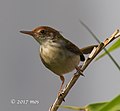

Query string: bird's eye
40 30 46 34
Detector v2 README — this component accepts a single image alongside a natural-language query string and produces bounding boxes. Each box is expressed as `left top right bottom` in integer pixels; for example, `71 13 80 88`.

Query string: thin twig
80 20 120 71
49 29 120 111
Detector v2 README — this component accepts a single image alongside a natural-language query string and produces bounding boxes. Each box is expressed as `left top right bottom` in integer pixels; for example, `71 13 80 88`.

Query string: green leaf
97 95 120 111
59 105 84 110
96 39 120 61
60 95 120 111
87 102 108 111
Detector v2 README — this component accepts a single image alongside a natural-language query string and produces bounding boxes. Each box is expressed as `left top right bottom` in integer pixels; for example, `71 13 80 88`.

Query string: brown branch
49 29 120 111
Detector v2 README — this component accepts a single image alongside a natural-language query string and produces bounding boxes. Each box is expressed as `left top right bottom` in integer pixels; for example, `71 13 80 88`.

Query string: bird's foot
75 66 85 76
58 90 65 102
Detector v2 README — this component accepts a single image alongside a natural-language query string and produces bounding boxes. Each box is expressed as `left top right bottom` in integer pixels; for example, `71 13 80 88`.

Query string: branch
49 29 120 111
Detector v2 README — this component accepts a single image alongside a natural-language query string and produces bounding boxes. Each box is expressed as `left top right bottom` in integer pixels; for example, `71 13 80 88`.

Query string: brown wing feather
65 39 85 61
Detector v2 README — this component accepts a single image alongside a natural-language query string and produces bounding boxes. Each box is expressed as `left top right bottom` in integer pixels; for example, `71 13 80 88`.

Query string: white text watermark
11 99 40 105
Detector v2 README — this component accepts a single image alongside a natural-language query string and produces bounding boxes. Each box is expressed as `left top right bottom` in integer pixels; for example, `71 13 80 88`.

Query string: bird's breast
40 44 80 75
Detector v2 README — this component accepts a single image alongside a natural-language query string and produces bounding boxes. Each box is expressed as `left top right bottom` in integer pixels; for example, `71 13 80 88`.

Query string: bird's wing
64 39 85 61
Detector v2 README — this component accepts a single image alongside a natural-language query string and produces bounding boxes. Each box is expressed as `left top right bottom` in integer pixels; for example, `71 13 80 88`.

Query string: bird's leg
58 75 65 101
75 66 84 76
58 75 65 95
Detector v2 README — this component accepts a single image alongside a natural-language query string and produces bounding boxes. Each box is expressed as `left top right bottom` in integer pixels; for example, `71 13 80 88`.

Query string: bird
20 26 96 94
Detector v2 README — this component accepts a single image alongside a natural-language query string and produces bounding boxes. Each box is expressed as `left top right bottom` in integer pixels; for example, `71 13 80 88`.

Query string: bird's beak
20 30 34 36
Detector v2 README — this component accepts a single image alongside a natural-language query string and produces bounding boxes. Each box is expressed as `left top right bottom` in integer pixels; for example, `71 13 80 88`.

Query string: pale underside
40 44 80 76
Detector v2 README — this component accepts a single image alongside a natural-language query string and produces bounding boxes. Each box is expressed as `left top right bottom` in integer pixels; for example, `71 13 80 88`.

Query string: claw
75 66 85 77
80 73 85 77
58 92 65 102
59 93 65 102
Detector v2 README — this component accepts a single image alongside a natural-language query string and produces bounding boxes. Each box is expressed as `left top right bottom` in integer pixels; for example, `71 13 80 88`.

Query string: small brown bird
20 26 96 93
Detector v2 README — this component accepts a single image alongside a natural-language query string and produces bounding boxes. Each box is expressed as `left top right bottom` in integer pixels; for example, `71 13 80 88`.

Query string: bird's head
20 26 61 45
